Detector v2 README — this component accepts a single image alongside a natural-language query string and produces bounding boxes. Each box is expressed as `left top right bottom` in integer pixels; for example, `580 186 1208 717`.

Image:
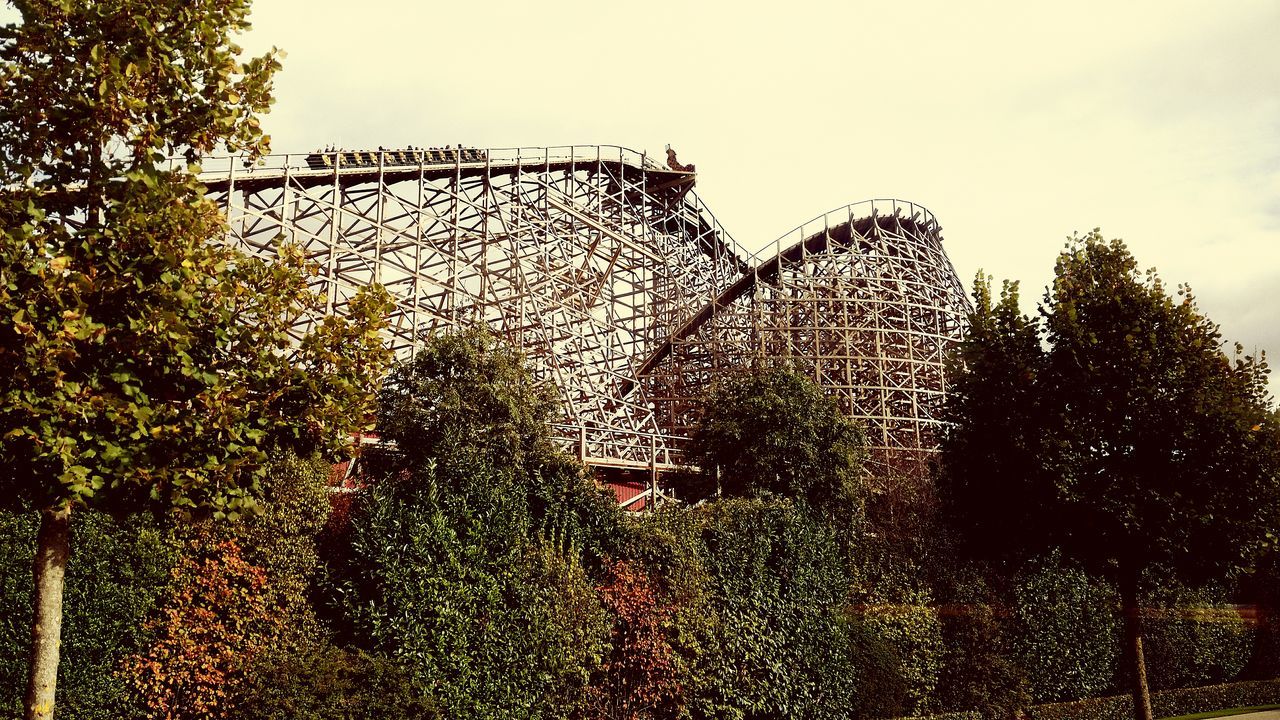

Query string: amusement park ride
196 145 970 508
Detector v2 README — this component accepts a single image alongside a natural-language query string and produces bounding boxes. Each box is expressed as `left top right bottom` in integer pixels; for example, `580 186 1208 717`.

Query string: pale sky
10 2 1280 384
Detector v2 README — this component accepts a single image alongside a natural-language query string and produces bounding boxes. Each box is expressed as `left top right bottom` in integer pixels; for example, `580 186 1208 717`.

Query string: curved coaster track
197 146 968 498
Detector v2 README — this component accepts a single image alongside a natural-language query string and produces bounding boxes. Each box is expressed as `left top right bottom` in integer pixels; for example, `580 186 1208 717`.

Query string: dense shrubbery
1011 554 1122 704
1026 680 1280 720
5 328 1279 720
0 509 174 719
1142 578 1255 691
933 572 1028 718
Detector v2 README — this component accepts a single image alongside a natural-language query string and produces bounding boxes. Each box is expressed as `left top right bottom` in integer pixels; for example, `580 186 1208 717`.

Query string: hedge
1142 579 1254 691
901 680 1280 720
1012 554 1121 703
0 509 174 719
1026 680 1280 720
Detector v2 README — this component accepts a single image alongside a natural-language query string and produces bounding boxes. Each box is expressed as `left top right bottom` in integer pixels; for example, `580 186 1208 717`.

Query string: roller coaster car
303 147 490 171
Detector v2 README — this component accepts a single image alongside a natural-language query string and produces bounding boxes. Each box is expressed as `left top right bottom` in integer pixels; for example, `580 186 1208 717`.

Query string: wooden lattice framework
637 200 970 478
197 148 968 486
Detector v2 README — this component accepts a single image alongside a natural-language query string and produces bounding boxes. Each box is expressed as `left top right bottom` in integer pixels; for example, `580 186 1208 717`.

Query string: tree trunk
24 505 71 720
1120 573 1154 720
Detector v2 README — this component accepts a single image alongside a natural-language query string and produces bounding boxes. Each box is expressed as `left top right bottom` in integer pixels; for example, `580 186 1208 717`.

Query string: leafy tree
681 366 866 517
332 328 618 718
0 3 392 718
939 231 1280 720
372 326 622 561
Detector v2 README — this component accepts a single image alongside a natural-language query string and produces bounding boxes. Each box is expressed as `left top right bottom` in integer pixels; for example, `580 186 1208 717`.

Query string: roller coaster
197 146 968 505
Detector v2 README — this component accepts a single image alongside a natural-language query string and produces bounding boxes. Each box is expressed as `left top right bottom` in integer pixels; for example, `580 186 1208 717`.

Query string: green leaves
682 366 866 519
0 3 393 519
941 230 1280 583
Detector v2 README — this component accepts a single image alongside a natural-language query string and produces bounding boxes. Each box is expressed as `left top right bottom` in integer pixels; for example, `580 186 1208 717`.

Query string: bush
934 572 1029 718
1142 578 1254 690
121 534 277 720
850 547 946 717
857 586 945 717
0 509 174 719
1026 679 1280 720
1011 554 1121 703
681 497 899 720
234 644 440 720
336 475 609 719
588 558 682 720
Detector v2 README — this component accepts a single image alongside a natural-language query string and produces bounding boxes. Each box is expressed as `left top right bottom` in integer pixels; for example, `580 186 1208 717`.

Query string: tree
0 3 392 718
680 366 866 517
939 231 1280 720
331 327 618 718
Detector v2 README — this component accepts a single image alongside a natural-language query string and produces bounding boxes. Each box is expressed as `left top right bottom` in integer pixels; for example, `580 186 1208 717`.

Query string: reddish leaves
588 559 682 720
121 535 279 720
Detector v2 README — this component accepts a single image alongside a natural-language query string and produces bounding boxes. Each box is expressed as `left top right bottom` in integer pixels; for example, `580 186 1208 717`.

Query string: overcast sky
11 2 1280 380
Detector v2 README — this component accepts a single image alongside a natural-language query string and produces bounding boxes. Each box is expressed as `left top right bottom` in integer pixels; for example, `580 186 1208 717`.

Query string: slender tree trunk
1120 573 1154 720
24 505 71 720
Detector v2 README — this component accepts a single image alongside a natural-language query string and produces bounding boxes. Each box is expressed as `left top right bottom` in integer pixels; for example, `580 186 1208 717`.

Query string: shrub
857 586 945 716
234 644 439 720
1011 553 1121 703
121 534 278 720
0 509 174 719
336 475 608 719
934 572 1029 718
1142 578 1254 690
588 558 682 720
683 497 897 720
850 547 946 717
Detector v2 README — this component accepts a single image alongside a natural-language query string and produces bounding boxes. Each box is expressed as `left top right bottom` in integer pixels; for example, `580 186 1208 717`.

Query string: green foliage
333 328 618 719
374 326 622 561
939 276 1055 564
233 644 440 720
939 232 1280 717
1041 234 1280 582
338 476 609 718
681 366 866 517
856 585 945 716
934 572 1030 718
0 0 279 181
233 451 331 624
0 509 175 719
1012 555 1122 703
1 0 393 518
941 232 1280 582
1244 555 1280 679
1025 680 1280 720
682 497 894 720
1142 579 1254 691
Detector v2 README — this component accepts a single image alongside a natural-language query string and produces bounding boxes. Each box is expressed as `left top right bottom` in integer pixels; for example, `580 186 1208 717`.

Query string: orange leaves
121 534 279 720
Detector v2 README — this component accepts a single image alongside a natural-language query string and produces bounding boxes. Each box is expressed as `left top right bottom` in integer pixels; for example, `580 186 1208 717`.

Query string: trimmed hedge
851 549 946 717
1012 554 1121 703
1026 680 1280 720
0 509 175 719
901 680 1280 720
1142 579 1254 691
